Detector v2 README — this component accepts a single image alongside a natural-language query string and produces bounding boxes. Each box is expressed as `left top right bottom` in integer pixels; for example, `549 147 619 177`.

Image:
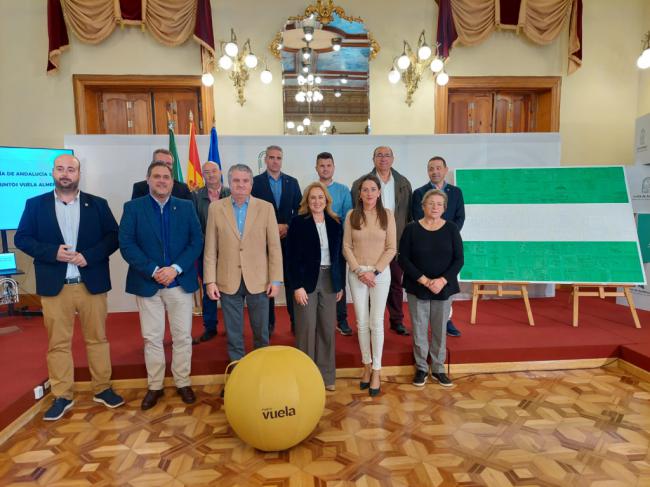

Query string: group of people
15 144 465 421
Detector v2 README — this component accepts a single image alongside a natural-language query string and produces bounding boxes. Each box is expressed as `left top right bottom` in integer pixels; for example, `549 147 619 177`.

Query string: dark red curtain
119 0 142 22
194 0 215 54
436 0 457 59
47 0 69 73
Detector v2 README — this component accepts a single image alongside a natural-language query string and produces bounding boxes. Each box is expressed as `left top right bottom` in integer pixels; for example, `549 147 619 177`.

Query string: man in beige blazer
203 163 283 363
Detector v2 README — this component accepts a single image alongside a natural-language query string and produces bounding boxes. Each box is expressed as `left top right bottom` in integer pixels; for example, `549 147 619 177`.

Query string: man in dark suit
251 145 302 335
351 146 413 336
119 161 203 410
131 148 192 200
411 156 465 337
15 154 124 421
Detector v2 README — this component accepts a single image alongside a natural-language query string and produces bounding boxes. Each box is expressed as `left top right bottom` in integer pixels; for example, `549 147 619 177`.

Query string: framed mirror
270 0 379 135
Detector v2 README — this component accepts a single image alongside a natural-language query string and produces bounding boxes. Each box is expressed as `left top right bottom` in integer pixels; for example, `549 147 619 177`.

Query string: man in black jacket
15 154 124 421
411 156 465 337
251 145 302 335
131 148 192 200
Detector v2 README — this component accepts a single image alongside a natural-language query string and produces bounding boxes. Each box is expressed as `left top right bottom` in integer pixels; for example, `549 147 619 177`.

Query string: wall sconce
637 31 650 69
216 28 271 106
388 30 448 106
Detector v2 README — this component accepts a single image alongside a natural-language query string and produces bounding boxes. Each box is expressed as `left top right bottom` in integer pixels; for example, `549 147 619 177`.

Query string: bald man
15 154 124 421
191 161 230 344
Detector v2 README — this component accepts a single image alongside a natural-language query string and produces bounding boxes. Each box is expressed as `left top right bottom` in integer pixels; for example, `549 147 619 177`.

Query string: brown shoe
141 389 164 410
177 386 196 404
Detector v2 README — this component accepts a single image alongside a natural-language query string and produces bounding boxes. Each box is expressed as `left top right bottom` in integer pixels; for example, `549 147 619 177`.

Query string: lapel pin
84 203 88 207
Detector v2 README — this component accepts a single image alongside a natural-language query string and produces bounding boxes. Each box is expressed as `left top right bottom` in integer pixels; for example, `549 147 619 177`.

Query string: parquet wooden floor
0 366 649 487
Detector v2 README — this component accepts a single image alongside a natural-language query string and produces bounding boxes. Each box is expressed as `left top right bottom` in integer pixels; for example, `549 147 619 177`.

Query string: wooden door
494 92 534 133
152 90 201 135
100 92 153 134
436 77 560 134
447 92 493 133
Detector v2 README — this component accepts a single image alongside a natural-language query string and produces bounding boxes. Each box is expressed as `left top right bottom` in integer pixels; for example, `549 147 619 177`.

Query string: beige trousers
41 284 111 399
136 286 193 389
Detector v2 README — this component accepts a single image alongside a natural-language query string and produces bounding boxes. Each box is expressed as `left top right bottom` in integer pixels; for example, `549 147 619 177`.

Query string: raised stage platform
1 290 649 433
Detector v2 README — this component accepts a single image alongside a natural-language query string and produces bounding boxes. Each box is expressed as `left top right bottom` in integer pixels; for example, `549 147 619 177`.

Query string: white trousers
348 266 391 370
136 286 193 389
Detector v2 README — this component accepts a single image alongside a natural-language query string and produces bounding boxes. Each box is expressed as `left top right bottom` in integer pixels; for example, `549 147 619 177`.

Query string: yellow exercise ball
224 345 326 451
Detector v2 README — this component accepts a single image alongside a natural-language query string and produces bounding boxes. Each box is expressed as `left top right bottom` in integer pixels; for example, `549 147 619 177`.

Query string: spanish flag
186 112 204 191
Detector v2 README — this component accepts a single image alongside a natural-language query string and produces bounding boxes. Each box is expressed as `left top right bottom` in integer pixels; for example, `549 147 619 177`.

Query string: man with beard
15 154 124 421
120 161 203 410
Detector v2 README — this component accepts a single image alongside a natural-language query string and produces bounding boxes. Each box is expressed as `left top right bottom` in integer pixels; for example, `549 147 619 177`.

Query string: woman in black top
398 189 463 388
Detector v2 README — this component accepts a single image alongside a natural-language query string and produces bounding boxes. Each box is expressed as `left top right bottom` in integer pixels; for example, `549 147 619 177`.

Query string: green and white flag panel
456 167 646 285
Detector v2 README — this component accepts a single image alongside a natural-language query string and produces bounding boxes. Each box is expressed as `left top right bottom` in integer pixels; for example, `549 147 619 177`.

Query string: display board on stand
457 166 646 326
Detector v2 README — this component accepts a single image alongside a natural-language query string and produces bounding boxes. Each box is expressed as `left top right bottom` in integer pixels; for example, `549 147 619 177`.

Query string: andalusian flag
186 113 204 190
168 124 183 182
456 166 645 284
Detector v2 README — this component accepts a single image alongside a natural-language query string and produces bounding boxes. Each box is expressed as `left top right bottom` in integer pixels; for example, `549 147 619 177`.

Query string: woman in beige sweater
343 174 397 396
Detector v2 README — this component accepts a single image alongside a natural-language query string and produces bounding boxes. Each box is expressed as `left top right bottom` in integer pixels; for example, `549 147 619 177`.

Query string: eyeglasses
374 153 393 158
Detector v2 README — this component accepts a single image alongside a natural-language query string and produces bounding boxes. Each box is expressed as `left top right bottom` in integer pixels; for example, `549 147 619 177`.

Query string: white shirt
315 221 331 266
53 190 81 279
379 174 396 211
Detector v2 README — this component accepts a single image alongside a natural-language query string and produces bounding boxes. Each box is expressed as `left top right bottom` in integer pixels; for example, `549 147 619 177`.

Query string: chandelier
295 73 324 103
388 30 449 106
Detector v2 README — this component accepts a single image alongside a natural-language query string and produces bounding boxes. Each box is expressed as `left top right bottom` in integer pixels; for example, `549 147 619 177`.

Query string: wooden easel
571 284 641 328
470 282 535 326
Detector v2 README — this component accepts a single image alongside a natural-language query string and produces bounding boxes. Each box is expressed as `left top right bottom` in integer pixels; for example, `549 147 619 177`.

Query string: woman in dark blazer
287 181 345 391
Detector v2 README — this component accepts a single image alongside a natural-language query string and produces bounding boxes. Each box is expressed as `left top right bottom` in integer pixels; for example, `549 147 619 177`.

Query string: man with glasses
351 146 412 336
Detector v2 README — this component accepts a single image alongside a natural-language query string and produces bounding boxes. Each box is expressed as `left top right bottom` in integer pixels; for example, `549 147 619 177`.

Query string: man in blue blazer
119 161 203 410
15 154 124 421
251 145 302 335
411 156 465 337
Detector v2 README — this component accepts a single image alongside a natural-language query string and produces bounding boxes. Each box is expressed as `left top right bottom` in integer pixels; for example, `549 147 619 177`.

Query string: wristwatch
373 270 380 276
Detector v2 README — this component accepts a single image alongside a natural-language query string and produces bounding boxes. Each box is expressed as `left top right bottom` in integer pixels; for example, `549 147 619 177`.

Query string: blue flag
207 126 222 183
207 126 221 168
